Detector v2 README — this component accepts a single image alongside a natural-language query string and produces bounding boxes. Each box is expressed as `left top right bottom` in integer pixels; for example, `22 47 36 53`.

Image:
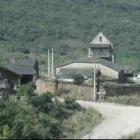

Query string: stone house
7 56 39 85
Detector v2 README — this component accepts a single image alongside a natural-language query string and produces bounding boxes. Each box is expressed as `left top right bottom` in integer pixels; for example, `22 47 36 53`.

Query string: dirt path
76 100 140 139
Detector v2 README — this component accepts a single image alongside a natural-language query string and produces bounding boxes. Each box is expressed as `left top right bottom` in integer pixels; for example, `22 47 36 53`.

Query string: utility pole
51 48 54 76
94 61 97 102
48 49 50 76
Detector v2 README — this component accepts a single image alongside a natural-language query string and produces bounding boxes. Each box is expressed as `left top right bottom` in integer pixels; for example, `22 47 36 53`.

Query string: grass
105 95 140 106
122 129 140 139
62 108 102 139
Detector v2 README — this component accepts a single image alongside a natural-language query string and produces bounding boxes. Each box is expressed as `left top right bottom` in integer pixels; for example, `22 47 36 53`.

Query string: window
99 49 102 53
99 36 102 42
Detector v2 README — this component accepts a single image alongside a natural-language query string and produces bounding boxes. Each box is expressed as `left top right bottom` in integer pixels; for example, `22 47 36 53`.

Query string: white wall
98 64 118 79
56 62 119 79
56 63 98 74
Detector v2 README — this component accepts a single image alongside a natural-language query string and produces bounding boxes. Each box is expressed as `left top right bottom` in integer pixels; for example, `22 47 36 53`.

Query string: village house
7 56 39 85
0 56 39 90
55 32 125 83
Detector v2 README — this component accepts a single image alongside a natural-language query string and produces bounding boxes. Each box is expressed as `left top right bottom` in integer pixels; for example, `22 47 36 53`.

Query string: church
88 32 114 62
55 32 125 82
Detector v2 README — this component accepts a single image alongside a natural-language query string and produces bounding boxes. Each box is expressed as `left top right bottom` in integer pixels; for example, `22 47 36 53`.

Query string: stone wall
104 83 140 96
36 79 94 101
36 79 55 95
36 79 140 101
58 82 94 101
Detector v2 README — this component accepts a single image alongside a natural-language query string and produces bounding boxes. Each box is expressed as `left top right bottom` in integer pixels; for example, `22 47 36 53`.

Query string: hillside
0 0 140 73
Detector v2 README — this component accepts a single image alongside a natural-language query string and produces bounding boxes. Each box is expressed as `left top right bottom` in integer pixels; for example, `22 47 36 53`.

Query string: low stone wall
58 82 94 101
36 79 94 101
36 79 140 101
104 83 140 96
36 79 55 95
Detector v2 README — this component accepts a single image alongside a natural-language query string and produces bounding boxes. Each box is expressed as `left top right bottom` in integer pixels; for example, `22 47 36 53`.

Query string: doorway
21 75 33 84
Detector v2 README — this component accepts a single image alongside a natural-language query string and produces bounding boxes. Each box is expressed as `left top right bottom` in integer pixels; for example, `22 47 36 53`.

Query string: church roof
90 32 111 45
57 56 123 72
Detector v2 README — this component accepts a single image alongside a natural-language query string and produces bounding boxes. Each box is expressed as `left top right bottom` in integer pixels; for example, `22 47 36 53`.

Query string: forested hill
0 0 140 71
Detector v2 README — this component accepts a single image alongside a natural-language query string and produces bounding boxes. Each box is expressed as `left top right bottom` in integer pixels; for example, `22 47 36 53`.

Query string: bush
17 82 36 98
73 74 84 85
64 97 82 111
30 92 54 113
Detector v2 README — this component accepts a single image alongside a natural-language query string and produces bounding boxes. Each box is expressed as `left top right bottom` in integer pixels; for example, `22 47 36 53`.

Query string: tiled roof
7 56 37 75
57 56 123 72
9 56 36 67
0 66 20 77
99 58 123 71
7 65 36 75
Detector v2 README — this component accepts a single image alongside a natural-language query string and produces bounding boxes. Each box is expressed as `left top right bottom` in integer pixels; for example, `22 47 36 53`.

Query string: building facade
88 32 114 62
0 66 20 89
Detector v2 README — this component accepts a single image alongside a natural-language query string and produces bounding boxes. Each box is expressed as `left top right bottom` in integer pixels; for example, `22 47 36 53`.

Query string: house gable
90 32 111 45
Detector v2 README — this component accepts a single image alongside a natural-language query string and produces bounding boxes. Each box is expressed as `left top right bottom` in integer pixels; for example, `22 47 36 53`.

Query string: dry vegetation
105 95 140 106
62 108 102 139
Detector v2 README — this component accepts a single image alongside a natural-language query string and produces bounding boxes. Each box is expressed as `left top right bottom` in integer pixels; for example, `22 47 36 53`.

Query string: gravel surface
76 100 140 139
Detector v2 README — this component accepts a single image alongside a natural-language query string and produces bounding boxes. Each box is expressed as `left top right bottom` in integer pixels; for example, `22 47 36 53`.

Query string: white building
55 32 125 82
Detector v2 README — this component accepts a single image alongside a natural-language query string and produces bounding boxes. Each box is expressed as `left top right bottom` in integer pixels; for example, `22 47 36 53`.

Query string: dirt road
76 100 140 139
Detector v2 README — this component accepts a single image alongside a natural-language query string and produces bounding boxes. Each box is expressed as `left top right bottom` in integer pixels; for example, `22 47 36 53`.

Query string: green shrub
0 84 101 139
30 92 54 113
64 97 82 111
73 74 84 85
17 82 36 98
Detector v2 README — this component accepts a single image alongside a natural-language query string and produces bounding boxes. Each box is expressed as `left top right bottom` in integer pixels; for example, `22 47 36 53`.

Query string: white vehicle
127 73 140 83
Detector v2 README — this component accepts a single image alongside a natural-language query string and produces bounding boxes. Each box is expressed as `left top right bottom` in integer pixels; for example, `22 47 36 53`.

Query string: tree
96 70 102 92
